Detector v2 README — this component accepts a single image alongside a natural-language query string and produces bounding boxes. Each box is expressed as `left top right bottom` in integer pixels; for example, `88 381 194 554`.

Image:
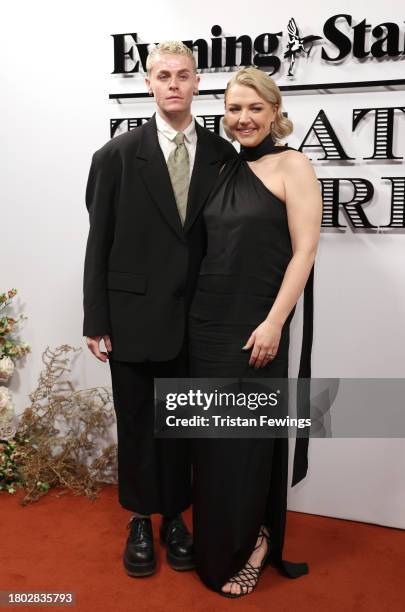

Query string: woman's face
224 83 278 147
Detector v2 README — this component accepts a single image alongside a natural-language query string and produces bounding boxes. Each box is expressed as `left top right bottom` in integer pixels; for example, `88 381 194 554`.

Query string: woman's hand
242 320 282 369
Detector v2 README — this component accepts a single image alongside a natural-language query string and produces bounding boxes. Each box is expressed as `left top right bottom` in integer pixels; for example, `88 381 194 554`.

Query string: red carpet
1 485 404 611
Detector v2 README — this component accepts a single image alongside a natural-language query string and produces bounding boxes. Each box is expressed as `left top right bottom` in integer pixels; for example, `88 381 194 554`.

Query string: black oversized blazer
83 114 237 362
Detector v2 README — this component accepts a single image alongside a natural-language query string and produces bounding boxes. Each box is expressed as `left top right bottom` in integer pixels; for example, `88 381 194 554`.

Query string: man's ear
145 76 153 95
194 74 200 93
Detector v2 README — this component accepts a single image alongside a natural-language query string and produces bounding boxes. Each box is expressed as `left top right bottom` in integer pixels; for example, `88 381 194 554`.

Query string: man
83 41 236 577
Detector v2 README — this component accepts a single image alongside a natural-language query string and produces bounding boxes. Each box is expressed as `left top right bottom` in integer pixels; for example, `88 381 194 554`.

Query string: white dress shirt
155 111 197 180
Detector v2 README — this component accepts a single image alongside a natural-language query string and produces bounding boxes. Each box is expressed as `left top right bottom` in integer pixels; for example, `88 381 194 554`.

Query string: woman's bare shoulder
279 148 312 168
282 149 311 164
259 149 313 179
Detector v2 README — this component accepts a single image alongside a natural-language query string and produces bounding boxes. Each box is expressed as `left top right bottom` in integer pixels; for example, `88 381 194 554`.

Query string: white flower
0 387 15 437
0 357 15 381
0 386 12 409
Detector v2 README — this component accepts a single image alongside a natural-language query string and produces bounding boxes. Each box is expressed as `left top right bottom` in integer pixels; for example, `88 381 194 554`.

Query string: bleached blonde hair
223 67 293 143
146 41 197 74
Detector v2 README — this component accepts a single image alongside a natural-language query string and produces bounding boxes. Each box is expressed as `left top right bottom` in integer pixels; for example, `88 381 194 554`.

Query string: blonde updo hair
223 67 293 143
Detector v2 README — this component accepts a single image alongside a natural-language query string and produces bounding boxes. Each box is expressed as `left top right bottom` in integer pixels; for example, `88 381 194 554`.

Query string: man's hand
86 335 112 362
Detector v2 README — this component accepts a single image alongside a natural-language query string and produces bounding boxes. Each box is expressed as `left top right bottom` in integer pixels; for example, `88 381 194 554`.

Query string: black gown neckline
244 163 286 206
239 132 290 161
240 132 292 205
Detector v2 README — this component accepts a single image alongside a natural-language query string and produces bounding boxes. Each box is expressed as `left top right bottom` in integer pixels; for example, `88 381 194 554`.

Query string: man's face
145 53 199 115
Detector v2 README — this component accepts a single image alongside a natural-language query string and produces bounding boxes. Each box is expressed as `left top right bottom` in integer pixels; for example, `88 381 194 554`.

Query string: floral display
0 292 116 503
0 288 31 492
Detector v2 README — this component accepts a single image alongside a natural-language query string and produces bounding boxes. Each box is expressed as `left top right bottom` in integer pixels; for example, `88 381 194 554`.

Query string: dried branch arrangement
10 345 117 505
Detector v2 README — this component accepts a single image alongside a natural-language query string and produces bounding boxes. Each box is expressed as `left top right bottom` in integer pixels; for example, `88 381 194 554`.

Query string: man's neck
156 108 193 132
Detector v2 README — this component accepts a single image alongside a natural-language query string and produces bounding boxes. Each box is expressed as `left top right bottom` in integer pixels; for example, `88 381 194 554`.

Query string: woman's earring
270 121 275 132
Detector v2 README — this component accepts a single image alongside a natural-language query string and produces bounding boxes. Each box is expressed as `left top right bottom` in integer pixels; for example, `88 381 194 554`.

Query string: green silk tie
167 132 190 226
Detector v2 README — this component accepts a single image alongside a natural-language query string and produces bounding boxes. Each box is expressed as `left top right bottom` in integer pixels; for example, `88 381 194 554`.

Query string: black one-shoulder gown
188 149 313 593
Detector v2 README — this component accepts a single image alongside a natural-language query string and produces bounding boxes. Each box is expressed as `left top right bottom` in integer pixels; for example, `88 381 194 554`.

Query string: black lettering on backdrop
224 35 252 67
371 23 401 57
253 32 281 74
322 14 352 61
381 178 405 228
319 178 376 228
111 17 405 75
184 39 209 69
299 110 354 161
111 33 139 73
353 107 405 160
211 24 223 68
352 18 372 59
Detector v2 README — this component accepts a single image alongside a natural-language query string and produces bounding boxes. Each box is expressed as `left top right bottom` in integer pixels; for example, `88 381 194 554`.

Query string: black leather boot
160 514 195 571
124 516 156 577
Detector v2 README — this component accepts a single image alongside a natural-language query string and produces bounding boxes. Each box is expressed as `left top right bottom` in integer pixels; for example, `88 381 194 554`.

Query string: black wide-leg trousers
109 346 191 516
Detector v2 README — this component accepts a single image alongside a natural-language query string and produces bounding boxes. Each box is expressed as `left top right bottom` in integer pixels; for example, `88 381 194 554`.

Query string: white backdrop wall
2 1 405 527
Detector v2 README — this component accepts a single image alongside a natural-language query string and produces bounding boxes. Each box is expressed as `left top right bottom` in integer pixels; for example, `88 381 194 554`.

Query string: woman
189 67 322 598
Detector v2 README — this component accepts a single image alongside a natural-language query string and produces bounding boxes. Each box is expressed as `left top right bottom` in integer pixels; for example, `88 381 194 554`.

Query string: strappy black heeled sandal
220 526 271 599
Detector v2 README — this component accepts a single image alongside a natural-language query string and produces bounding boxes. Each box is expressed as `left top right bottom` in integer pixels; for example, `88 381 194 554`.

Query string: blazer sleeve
82 146 120 337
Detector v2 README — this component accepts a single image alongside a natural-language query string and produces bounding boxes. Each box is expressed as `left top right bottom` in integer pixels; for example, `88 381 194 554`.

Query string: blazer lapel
183 122 223 234
137 115 185 241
